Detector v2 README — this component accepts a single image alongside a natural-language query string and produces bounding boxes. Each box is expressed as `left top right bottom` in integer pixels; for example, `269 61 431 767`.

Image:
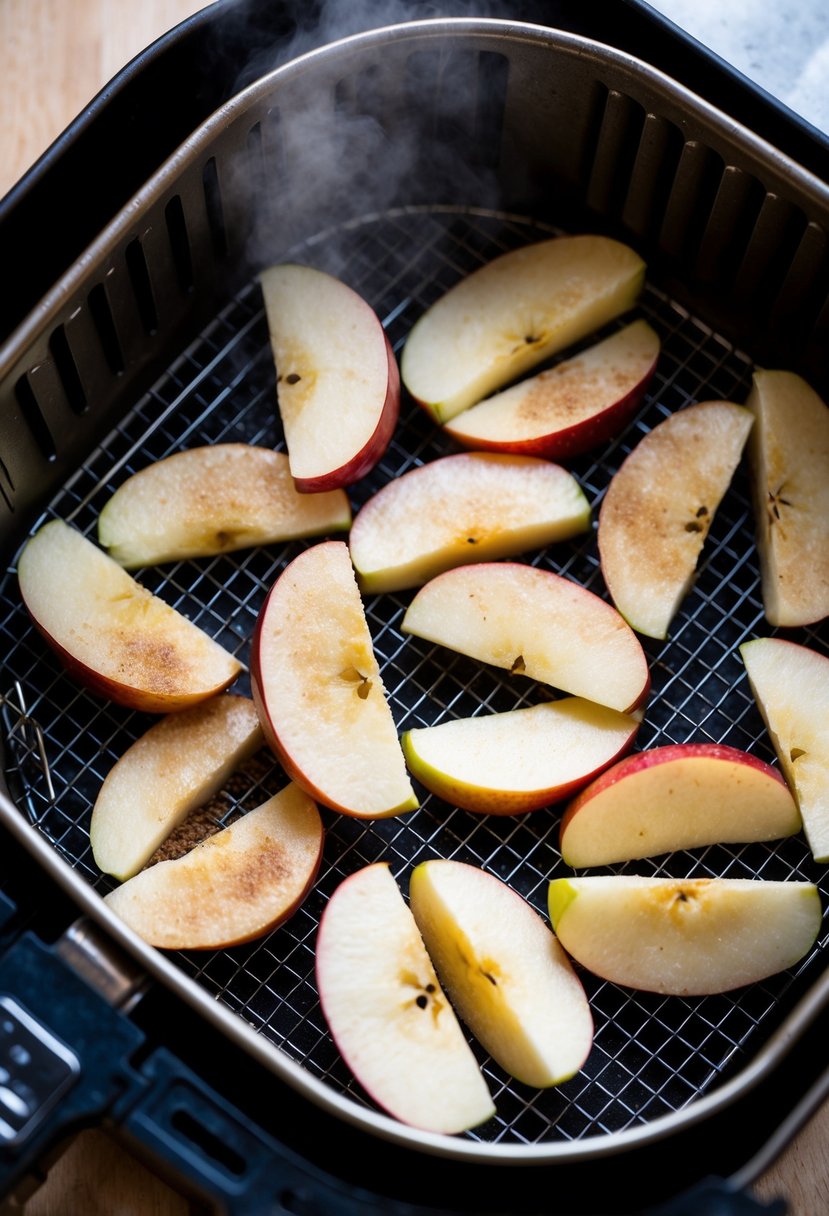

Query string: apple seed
767 485 794 525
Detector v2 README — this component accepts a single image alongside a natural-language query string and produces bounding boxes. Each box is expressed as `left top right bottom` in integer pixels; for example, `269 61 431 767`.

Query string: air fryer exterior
0 6 827 1214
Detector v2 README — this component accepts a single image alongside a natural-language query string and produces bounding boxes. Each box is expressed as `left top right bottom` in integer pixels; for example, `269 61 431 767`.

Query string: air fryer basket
0 15 828 1207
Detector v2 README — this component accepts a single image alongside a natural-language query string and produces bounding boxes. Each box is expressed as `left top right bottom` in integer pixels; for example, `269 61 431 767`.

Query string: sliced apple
349 453 590 594
598 400 753 640
746 369 829 628
402 698 639 815
315 862 495 1133
409 860 593 1087
401 562 650 714
559 742 801 867
548 875 821 996
401 234 646 423
260 263 399 492
98 445 351 568
17 520 241 713
104 783 323 949
90 695 264 881
445 320 660 459
251 540 417 818
741 637 829 863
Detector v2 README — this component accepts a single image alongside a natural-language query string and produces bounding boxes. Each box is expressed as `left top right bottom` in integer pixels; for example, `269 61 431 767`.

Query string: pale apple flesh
445 319 660 459
402 698 640 815
401 562 650 714
401 234 646 423
348 452 590 594
598 400 753 640
741 637 829 863
90 695 264 881
260 263 399 492
315 862 495 1134
409 860 593 1087
104 783 323 949
251 540 417 818
98 445 352 568
17 519 242 713
746 369 829 627
548 875 821 995
559 742 801 867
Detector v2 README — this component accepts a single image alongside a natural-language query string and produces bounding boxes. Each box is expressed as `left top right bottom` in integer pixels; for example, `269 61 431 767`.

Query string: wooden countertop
1 2 826 1213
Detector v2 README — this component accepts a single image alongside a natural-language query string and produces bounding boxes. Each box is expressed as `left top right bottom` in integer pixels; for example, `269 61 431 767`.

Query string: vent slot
586 90 647 219
404 49 441 124
765 218 829 357
0 454 13 514
202 157 228 259
621 113 684 242
15 375 56 462
695 166 767 284
48 325 87 415
125 238 158 335
658 141 725 266
733 194 808 321
164 195 194 294
246 122 267 206
474 52 509 169
88 283 125 376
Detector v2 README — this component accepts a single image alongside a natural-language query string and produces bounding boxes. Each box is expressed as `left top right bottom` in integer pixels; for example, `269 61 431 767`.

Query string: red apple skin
250 541 416 818
154 837 323 951
249 556 394 818
293 336 400 494
447 356 657 461
21 614 239 714
250 581 327 807
315 866 391 1117
560 742 791 844
106 789 324 950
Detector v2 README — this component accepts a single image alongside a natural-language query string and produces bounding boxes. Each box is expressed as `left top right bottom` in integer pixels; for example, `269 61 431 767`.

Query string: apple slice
251 540 417 818
260 263 399 492
348 453 590 594
445 320 660 460
98 445 351 568
746 369 829 627
17 520 241 713
401 562 650 714
104 783 323 949
315 862 495 1134
90 694 264 881
409 860 593 1087
741 637 829 863
548 875 821 996
401 234 646 423
598 399 753 639
402 698 639 815
559 742 801 867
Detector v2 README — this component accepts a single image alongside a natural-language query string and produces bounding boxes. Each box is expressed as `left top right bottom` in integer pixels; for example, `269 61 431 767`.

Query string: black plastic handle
0 924 796 1216
0 929 444 1214
0 931 144 1200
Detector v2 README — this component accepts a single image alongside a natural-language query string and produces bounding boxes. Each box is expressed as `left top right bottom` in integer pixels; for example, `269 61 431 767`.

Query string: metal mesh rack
0 205 826 1149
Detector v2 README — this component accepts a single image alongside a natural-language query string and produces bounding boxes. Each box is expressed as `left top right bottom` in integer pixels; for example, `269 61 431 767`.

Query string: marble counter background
647 0 829 138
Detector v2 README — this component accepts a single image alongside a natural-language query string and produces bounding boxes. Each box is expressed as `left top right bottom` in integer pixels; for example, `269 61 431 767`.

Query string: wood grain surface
1 2 826 1213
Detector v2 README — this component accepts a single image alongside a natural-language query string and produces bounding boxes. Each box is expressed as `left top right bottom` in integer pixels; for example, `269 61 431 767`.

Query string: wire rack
0 205 826 1148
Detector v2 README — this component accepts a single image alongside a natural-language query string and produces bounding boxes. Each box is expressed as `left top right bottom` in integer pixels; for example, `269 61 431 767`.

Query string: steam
216 0 515 280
